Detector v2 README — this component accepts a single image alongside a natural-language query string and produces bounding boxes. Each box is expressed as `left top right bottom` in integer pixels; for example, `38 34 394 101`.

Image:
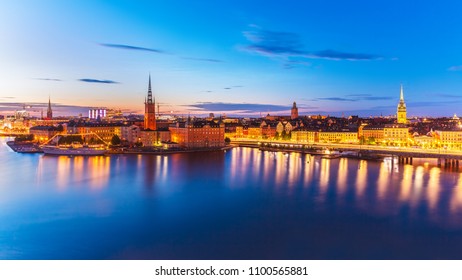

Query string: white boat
41 133 109 156
41 144 107 156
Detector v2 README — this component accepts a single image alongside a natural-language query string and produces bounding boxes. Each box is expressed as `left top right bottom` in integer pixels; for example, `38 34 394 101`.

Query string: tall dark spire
147 74 153 104
46 95 53 119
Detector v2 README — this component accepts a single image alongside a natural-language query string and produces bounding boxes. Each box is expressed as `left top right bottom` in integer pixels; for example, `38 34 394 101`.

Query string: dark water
1 137 462 259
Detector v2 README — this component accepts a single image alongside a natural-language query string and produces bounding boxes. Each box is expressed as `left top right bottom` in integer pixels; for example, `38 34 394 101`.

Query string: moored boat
41 144 107 155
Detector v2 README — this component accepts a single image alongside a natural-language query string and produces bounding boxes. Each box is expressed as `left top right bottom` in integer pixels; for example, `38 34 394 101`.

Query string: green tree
111 134 121 146
224 137 231 144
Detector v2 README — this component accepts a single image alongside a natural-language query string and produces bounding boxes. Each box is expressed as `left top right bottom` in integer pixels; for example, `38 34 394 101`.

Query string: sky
1 0 462 117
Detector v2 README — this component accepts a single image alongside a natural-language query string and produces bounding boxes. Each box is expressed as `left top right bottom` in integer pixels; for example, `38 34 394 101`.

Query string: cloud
78 78 119 84
35 78 62 81
437 93 462 98
242 26 383 66
181 57 223 63
188 102 293 113
224 87 231 90
308 49 382 60
99 43 164 53
448 65 462 71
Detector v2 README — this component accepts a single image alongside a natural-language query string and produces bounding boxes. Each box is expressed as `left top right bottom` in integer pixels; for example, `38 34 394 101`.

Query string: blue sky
1 0 462 117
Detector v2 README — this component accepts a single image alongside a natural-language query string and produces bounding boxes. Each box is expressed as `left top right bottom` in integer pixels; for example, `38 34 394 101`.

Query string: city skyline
2 1 462 117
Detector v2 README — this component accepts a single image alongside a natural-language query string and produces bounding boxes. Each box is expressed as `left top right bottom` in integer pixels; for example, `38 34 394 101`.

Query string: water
1 137 462 259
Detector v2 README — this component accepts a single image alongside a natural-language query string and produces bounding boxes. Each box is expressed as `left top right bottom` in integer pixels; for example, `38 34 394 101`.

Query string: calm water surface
1 137 462 259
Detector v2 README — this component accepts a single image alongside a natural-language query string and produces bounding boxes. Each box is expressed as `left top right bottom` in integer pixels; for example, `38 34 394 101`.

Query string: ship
41 133 108 156
41 144 107 156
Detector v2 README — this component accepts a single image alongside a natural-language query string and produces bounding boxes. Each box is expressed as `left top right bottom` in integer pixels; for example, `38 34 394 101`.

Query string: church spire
400 84 404 101
147 73 153 104
46 95 53 119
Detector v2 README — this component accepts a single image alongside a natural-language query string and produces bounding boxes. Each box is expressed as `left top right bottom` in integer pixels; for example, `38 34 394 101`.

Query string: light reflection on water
2 138 462 259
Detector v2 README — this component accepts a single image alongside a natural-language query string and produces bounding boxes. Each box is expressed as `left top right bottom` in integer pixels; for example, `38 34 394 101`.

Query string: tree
224 137 231 144
111 134 121 146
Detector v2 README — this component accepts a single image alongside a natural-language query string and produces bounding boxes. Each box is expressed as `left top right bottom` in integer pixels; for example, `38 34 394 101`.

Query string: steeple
147 73 153 104
397 84 407 124
400 84 404 101
46 95 53 119
144 74 157 130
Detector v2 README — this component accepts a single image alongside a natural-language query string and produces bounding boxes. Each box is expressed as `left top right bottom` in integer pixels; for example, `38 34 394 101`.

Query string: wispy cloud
448 65 462 71
99 43 165 53
241 26 383 67
437 93 462 98
100 43 223 63
78 78 119 84
188 102 292 113
35 78 62 82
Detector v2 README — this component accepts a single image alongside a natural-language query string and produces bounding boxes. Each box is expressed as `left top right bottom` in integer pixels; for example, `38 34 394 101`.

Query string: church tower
46 96 53 119
291 101 299 120
144 74 157 130
397 84 407 124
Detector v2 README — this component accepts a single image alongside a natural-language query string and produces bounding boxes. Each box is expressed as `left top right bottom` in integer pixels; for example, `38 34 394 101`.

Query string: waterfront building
121 125 141 144
291 102 299 120
291 128 318 143
318 130 358 144
383 124 409 145
276 121 294 135
29 125 60 143
260 120 278 139
169 120 225 149
144 74 157 130
46 96 53 120
247 122 262 139
66 123 122 143
139 129 171 147
434 129 462 149
361 125 385 143
397 84 407 124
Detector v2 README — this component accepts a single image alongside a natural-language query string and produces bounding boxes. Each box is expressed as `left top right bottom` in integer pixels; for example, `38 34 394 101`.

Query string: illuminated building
139 130 171 147
169 120 225 148
144 74 156 130
291 129 318 143
29 125 60 143
88 108 107 119
397 84 407 124
383 124 409 144
434 129 462 149
291 101 299 119
318 130 358 144
67 123 122 143
121 125 140 144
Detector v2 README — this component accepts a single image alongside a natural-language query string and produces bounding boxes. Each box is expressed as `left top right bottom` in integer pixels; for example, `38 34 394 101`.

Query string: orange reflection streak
450 174 462 213
336 158 348 196
253 150 262 181
287 153 300 188
73 156 84 182
398 165 414 203
426 167 441 210
302 155 314 188
273 152 284 186
377 161 391 199
87 156 110 189
319 158 330 191
56 156 71 189
161 155 169 184
355 160 368 197
262 151 272 187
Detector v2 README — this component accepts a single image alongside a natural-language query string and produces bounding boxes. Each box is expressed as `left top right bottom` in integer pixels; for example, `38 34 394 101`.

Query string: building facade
169 120 225 149
144 74 157 130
